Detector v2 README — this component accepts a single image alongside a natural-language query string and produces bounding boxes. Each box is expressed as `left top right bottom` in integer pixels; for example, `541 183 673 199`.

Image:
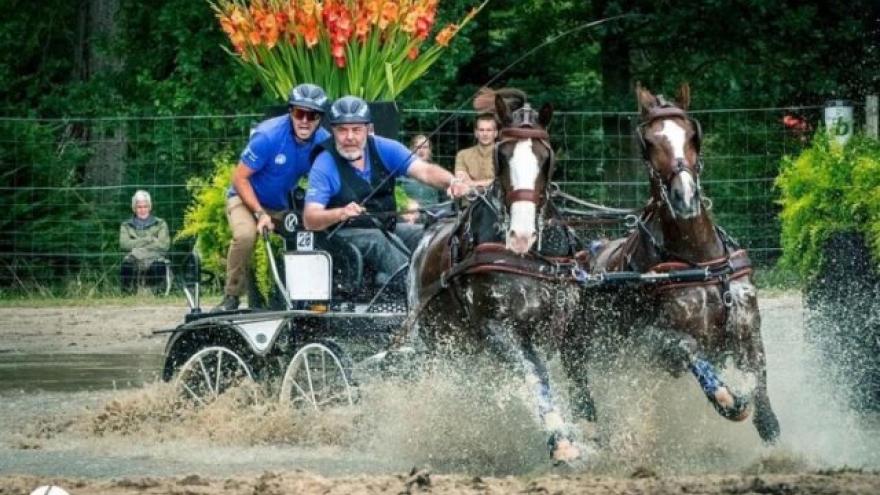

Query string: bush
776 132 880 280
175 154 276 303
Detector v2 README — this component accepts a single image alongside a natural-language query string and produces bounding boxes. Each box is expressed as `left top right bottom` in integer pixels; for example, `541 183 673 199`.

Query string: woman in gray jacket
119 190 170 294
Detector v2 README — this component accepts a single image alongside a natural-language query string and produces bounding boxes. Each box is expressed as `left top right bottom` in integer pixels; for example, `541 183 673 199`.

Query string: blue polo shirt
305 136 415 206
228 115 330 211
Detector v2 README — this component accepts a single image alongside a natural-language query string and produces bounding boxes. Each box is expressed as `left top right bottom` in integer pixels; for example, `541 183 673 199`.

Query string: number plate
296 231 314 251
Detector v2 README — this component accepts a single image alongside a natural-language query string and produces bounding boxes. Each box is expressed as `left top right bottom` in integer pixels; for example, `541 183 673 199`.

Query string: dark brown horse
563 84 781 443
404 89 588 463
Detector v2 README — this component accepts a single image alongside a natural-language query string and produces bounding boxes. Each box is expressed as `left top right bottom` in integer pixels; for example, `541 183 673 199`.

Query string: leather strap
507 189 541 203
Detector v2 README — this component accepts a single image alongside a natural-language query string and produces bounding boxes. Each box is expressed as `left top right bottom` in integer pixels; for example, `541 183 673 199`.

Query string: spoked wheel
174 346 255 406
279 342 354 410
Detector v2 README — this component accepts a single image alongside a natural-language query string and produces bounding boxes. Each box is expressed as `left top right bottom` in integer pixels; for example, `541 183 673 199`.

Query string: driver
303 95 470 289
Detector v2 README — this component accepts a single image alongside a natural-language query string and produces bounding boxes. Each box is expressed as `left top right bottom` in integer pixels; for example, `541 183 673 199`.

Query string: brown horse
562 84 781 443
404 89 589 464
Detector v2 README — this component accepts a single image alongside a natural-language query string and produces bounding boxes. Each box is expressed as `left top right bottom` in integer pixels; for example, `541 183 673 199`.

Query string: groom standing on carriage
303 95 471 291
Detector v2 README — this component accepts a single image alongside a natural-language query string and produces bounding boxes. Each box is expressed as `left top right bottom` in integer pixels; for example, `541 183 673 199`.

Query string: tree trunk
80 0 126 187
599 28 641 193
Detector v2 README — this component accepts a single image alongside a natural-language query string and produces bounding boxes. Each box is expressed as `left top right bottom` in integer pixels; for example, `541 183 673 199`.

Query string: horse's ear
636 83 657 116
538 103 553 129
676 83 691 111
495 94 511 127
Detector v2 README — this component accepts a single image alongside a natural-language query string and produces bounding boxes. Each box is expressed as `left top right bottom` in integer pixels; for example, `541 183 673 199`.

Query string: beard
336 143 364 161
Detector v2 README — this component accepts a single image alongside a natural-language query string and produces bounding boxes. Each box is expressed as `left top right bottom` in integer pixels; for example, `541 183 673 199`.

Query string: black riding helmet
328 95 372 125
288 83 329 113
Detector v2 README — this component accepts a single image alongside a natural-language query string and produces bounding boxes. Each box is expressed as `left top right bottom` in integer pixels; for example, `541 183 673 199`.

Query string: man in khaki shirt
455 113 498 187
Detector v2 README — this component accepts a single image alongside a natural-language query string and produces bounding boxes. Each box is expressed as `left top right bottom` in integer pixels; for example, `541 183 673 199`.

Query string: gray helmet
288 83 329 113
328 96 372 125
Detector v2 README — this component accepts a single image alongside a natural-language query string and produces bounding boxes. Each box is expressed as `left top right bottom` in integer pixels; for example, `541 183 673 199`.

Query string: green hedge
776 132 880 280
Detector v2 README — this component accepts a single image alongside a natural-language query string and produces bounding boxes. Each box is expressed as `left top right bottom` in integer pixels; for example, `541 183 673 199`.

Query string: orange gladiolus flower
230 6 247 27
379 1 398 30
248 29 262 46
365 0 381 25
408 45 419 60
435 23 457 47
219 15 235 36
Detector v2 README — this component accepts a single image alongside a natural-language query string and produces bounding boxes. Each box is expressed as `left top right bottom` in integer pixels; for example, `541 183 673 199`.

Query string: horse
562 84 781 444
403 88 589 464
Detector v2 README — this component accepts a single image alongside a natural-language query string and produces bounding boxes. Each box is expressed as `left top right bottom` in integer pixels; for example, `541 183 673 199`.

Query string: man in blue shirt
215 83 331 312
304 96 470 290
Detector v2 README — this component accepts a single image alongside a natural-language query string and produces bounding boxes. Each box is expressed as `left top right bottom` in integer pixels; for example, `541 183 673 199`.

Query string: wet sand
2 470 879 495
1 294 879 494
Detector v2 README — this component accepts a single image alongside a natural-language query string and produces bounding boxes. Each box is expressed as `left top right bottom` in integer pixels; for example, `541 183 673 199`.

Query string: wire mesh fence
0 104 840 292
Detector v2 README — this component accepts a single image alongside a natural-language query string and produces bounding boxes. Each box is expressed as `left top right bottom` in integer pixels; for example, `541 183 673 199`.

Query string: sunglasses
292 108 321 122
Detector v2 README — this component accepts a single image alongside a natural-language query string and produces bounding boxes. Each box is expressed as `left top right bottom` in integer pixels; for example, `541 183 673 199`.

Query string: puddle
0 353 164 392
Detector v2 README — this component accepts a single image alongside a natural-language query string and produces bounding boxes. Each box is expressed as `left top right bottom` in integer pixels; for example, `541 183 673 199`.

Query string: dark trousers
334 223 424 286
121 259 167 295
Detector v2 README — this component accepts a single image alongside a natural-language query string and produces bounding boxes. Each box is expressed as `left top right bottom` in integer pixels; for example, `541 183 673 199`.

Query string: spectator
119 190 170 295
399 134 442 207
409 134 432 161
454 113 498 187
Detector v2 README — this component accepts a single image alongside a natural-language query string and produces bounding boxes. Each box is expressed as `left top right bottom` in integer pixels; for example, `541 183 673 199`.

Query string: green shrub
776 132 880 280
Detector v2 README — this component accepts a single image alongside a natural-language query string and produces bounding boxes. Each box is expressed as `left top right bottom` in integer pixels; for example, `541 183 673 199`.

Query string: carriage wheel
279 342 354 410
174 346 254 406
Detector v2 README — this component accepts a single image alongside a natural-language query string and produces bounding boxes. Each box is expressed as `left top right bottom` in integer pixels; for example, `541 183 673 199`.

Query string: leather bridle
636 103 705 219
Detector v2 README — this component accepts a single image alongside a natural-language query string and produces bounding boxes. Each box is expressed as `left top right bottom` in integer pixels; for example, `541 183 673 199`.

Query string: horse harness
606 204 753 329
417 108 587 319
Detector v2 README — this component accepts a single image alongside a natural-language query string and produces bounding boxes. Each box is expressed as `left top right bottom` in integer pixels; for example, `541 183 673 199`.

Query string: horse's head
636 83 704 219
491 91 555 255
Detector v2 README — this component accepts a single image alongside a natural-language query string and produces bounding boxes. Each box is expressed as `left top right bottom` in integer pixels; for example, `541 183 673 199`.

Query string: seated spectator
119 190 170 295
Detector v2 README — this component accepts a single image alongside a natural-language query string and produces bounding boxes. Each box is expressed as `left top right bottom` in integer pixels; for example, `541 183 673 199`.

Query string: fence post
867 95 878 138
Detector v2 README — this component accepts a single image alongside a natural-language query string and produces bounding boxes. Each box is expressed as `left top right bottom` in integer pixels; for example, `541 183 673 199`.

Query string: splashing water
2 293 878 477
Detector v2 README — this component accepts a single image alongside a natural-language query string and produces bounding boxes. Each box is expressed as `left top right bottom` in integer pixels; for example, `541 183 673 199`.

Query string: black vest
312 136 397 229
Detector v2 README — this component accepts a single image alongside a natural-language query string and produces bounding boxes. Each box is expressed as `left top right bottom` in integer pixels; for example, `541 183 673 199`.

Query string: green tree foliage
776 133 880 280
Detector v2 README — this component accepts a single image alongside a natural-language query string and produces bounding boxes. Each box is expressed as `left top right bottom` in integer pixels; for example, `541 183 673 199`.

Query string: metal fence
0 105 840 291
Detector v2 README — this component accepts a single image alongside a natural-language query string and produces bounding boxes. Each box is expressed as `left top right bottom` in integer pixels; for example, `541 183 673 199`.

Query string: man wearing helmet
304 95 470 290
214 83 330 312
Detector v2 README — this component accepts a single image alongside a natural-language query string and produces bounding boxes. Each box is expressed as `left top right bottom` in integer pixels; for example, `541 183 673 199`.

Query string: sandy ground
2 470 880 495
1 294 880 494
0 304 184 355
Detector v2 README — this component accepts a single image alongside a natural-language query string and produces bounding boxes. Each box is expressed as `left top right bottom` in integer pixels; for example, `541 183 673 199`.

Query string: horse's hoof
713 387 751 422
551 439 582 465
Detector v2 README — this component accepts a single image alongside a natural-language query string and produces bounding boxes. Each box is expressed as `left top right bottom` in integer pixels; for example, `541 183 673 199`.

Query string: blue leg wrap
689 358 722 397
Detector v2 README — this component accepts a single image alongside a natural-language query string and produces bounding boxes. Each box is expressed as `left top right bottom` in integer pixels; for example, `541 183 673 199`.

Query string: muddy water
0 293 878 481
0 353 163 392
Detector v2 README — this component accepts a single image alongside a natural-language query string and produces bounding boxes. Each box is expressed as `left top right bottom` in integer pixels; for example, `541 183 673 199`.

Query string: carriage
156 195 424 409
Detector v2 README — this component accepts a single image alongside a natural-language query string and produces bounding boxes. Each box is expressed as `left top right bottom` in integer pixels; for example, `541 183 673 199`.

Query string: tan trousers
224 195 283 297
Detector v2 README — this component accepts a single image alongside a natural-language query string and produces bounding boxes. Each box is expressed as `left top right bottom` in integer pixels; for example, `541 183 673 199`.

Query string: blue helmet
328 96 372 125
288 83 329 113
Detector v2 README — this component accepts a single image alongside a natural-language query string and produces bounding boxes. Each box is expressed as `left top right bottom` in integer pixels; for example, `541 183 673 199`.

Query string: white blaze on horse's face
655 119 700 218
507 139 540 255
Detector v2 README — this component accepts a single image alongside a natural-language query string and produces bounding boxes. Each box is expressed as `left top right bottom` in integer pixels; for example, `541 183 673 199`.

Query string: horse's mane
473 87 527 117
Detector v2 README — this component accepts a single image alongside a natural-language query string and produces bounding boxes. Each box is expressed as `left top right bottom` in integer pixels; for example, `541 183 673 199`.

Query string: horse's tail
474 87 527 116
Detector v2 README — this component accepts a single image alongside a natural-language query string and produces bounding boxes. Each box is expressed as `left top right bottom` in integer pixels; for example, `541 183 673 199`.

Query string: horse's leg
642 326 750 421
560 337 597 422
485 320 584 464
729 282 781 443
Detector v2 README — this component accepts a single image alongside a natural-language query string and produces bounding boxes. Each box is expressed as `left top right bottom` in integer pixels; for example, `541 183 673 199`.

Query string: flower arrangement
211 0 487 101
